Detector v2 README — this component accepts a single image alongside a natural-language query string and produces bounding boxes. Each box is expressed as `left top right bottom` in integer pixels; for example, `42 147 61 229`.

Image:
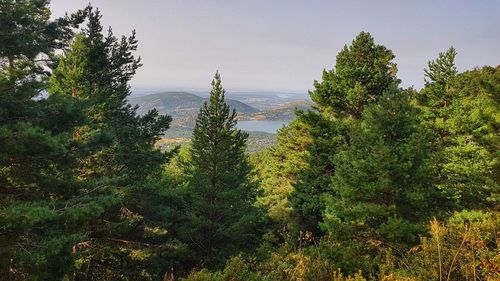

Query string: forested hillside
130 92 259 119
130 92 300 153
0 1 498 281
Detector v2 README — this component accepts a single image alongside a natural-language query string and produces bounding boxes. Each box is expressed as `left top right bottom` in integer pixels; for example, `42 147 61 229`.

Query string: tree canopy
1 2 498 280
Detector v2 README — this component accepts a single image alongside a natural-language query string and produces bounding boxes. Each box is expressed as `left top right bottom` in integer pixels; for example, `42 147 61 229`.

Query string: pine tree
290 110 346 235
418 49 499 208
46 7 175 279
0 0 85 189
0 1 91 278
310 31 399 119
291 32 399 236
250 119 312 241
49 7 172 181
1 3 173 279
181 72 262 268
323 89 437 260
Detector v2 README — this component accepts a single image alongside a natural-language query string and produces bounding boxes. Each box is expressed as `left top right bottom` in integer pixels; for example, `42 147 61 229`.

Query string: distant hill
194 91 310 110
129 91 259 119
130 91 306 152
245 100 313 121
129 91 311 129
131 92 201 116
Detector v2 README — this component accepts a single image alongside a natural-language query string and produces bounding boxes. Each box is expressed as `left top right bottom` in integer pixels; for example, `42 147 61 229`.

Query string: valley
129 91 311 151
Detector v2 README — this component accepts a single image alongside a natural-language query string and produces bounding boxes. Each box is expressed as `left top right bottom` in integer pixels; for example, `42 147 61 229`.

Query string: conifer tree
0 1 90 278
49 7 171 181
418 48 499 209
181 72 262 267
45 7 175 279
250 119 312 241
0 0 85 189
1 3 173 279
310 31 399 119
322 89 437 270
291 32 399 235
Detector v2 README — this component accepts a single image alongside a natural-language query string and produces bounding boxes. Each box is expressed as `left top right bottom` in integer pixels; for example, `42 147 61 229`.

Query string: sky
50 0 500 93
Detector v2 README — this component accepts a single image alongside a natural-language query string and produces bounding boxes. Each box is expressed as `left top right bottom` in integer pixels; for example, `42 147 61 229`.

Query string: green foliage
0 0 84 191
178 72 264 268
291 32 400 236
49 34 88 98
183 256 263 281
250 119 312 240
0 0 85 63
386 211 499 281
0 186 120 279
1 3 498 279
323 89 436 252
291 111 348 235
0 1 88 278
418 49 499 209
0 2 174 280
183 249 370 281
310 31 399 119
48 7 172 182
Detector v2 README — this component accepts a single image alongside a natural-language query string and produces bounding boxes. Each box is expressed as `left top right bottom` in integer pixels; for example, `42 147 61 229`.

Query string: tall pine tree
322 89 438 273
1 3 174 279
46 7 175 279
291 32 400 236
418 48 499 209
49 6 172 181
0 1 91 278
180 72 262 268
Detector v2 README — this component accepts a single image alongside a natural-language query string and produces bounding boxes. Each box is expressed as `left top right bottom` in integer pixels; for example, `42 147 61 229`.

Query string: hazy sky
50 0 500 92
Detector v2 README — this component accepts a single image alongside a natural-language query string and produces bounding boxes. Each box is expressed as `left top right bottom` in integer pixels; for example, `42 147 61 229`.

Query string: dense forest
0 1 498 280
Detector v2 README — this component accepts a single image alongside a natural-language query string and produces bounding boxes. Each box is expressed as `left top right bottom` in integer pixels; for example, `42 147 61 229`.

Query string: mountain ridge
130 91 259 117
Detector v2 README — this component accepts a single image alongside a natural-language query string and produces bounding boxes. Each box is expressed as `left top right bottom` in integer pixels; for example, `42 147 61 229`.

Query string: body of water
237 120 288 134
